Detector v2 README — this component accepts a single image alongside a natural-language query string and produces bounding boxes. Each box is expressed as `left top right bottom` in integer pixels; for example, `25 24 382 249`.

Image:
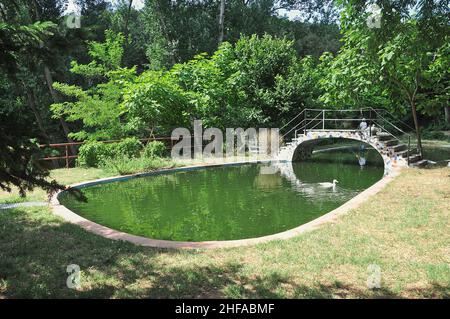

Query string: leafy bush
422 130 450 141
111 137 143 158
77 137 142 167
122 70 192 136
77 141 111 167
143 141 166 158
101 155 175 175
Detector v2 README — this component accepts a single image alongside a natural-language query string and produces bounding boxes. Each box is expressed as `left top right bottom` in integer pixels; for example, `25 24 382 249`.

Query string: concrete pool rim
51 160 402 249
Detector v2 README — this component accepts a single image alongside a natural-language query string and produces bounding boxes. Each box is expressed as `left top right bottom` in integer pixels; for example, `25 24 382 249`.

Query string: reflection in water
60 150 384 242
276 162 360 202
276 148 384 203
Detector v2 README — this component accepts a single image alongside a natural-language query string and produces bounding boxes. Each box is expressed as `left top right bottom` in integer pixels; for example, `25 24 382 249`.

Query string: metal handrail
281 118 307 140
279 109 306 131
370 109 420 161
371 108 416 132
281 107 414 139
279 107 421 163
370 109 413 137
293 110 324 139
301 108 385 112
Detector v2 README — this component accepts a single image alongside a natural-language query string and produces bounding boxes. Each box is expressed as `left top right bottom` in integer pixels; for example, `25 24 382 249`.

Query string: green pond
60 150 384 242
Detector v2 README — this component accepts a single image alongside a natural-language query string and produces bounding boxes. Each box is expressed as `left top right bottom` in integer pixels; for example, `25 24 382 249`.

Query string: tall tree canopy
320 0 449 154
0 12 62 195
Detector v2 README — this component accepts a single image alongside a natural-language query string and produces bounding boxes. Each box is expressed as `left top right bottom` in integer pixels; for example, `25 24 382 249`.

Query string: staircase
372 132 424 166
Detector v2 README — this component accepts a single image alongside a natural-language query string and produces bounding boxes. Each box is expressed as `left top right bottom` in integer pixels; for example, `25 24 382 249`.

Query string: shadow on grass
0 207 448 299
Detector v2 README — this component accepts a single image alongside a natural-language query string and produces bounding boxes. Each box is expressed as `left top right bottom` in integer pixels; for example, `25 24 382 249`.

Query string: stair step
383 139 399 147
396 148 420 156
395 149 410 158
411 159 428 167
408 154 422 163
389 143 407 152
376 132 392 141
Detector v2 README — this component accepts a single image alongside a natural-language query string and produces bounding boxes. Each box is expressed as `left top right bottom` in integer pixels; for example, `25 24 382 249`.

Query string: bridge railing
280 108 420 160
370 109 421 159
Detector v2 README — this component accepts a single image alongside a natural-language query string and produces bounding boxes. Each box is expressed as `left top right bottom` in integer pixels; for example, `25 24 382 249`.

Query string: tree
168 34 323 129
51 31 137 141
123 70 193 136
218 0 225 44
230 34 301 126
136 0 342 68
321 0 449 155
0 19 64 195
421 40 450 124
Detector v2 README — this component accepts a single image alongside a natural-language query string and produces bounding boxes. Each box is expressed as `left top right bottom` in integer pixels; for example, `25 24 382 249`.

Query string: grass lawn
0 168 115 204
0 166 449 298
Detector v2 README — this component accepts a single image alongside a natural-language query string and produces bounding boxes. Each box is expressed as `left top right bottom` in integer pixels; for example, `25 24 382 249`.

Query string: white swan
318 179 338 188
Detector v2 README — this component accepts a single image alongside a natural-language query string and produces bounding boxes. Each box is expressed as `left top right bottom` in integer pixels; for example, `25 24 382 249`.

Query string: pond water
60 150 384 242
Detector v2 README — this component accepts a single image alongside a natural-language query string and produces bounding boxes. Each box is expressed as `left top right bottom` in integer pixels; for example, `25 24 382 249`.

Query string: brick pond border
51 160 403 249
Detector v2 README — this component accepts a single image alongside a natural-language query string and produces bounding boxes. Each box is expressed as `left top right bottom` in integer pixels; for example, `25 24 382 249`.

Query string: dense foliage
77 137 142 167
143 141 167 158
0 0 449 195
0 12 62 195
320 0 449 153
55 33 326 137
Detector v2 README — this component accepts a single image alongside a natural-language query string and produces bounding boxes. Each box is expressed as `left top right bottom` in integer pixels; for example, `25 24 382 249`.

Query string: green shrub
101 155 175 175
422 130 450 141
111 137 143 158
77 137 143 167
143 141 166 158
77 141 111 167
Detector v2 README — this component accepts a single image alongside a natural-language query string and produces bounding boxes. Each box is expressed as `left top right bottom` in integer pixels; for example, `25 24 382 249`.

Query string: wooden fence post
65 144 69 169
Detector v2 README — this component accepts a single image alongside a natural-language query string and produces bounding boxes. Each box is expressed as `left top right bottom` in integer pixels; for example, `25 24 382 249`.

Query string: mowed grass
0 168 114 204
0 167 449 298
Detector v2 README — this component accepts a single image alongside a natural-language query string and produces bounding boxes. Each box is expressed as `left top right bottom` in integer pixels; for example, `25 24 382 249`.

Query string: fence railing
39 137 175 169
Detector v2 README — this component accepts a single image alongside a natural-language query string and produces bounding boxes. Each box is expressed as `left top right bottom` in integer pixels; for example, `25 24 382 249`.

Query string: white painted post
322 110 325 130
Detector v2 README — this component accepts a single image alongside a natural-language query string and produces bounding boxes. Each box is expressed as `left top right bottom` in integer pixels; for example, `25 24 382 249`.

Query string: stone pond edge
50 160 403 249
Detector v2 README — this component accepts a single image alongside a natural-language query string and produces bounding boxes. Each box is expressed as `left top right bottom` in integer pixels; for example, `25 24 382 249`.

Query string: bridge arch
278 130 408 176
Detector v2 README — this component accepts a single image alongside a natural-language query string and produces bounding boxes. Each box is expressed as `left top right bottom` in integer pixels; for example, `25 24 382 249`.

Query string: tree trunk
30 0 76 166
26 89 50 141
124 0 133 43
43 65 77 155
218 0 225 44
26 89 62 168
410 99 423 157
154 0 176 65
445 106 450 124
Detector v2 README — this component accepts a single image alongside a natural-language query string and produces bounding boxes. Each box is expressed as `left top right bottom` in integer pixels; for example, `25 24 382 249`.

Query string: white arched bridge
276 108 425 175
